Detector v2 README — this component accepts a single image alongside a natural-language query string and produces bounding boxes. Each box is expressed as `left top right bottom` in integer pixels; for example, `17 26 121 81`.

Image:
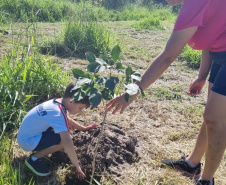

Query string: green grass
0 136 35 184
133 8 176 30
180 44 202 69
0 46 69 135
41 21 114 58
154 88 182 100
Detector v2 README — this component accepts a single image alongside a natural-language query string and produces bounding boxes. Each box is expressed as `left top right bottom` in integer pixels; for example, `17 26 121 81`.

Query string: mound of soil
51 124 141 185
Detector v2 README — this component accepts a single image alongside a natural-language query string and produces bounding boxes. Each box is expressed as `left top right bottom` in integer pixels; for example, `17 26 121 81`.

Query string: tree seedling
71 45 145 184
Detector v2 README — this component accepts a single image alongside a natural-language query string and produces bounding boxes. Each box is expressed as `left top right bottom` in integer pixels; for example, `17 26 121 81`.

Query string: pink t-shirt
174 0 226 52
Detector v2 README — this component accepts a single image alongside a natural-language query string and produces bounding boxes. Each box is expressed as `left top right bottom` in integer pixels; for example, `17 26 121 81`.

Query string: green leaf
126 67 133 77
107 59 115 66
89 93 101 108
101 88 113 100
76 77 92 86
116 62 123 70
126 76 131 83
105 77 119 90
96 58 107 65
73 89 86 101
87 62 106 73
131 72 142 82
125 83 139 95
96 77 106 85
139 87 145 96
72 69 86 79
85 52 96 63
81 84 92 94
125 93 130 102
111 45 121 62
87 88 98 96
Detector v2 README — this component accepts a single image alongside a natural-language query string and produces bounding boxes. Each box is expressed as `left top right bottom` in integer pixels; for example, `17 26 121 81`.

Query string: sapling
71 45 144 184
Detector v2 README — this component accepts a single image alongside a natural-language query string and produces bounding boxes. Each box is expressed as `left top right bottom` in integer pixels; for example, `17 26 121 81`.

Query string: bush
0 46 69 134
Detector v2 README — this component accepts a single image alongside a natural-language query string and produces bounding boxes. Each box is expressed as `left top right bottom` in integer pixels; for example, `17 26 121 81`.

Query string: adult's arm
106 26 198 114
189 48 212 95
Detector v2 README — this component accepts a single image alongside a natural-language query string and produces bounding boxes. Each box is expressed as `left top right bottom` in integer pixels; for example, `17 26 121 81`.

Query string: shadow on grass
13 155 63 185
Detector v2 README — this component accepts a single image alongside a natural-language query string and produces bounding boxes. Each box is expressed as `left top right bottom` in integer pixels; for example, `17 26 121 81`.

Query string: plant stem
90 110 107 185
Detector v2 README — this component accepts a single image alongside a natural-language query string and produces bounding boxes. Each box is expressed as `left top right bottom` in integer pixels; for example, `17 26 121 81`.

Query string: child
17 82 99 179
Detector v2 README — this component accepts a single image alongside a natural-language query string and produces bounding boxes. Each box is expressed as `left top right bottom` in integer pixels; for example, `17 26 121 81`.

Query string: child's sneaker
196 178 214 185
25 156 50 176
161 156 201 179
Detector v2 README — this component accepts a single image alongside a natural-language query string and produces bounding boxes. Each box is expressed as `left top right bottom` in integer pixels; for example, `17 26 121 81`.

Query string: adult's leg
201 91 226 181
187 83 213 165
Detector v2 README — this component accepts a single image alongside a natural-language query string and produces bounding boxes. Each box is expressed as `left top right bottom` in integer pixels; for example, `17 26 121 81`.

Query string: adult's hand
166 0 184 6
106 93 137 114
188 76 206 95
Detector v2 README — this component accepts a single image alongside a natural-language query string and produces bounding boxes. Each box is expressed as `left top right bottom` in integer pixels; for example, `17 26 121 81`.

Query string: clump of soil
51 124 141 185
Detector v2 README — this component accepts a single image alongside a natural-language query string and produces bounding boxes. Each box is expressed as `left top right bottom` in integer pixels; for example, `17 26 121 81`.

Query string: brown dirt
50 123 141 185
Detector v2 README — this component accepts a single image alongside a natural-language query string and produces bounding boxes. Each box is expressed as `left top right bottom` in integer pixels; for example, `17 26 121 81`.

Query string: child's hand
85 124 99 131
73 166 86 179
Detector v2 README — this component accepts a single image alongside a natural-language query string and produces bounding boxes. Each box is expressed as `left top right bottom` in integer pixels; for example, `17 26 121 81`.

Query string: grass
0 136 34 185
0 45 69 135
41 21 114 58
153 88 182 101
180 44 202 69
133 8 176 30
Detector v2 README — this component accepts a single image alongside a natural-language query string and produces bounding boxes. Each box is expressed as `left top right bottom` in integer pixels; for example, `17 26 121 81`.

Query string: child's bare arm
59 131 85 179
67 116 99 131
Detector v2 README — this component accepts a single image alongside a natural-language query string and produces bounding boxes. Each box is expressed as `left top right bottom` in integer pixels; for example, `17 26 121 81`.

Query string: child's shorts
208 51 226 96
33 127 61 151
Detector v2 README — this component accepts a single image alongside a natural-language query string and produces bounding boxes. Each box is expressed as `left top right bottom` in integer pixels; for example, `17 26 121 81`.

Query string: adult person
106 0 226 184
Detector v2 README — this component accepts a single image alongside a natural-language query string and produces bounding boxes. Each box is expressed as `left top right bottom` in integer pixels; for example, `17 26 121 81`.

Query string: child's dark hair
63 82 90 105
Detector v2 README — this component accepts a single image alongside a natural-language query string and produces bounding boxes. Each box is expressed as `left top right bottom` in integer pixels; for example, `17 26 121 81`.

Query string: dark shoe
161 156 201 179
196 178 214 185
25 156 50 176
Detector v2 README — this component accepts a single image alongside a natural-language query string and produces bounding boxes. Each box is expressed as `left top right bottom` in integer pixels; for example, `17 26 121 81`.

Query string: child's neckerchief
53 98 68 113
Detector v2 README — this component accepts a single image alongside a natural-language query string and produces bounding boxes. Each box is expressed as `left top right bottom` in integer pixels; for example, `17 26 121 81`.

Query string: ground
2 21 225 184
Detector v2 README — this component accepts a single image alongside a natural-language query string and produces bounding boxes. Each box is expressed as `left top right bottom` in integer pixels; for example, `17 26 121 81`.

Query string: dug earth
51 124 141 185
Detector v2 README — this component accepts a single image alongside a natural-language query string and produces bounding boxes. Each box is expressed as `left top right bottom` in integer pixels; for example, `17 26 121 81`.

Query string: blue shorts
33 127 61 151
208 51 226 96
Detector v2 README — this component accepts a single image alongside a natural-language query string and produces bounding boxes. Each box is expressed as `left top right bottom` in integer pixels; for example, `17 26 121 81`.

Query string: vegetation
0 0 208 184
133 8 176 30
0 46 69 136
41 21 113 57
180 45 202 69
71 45 144 184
